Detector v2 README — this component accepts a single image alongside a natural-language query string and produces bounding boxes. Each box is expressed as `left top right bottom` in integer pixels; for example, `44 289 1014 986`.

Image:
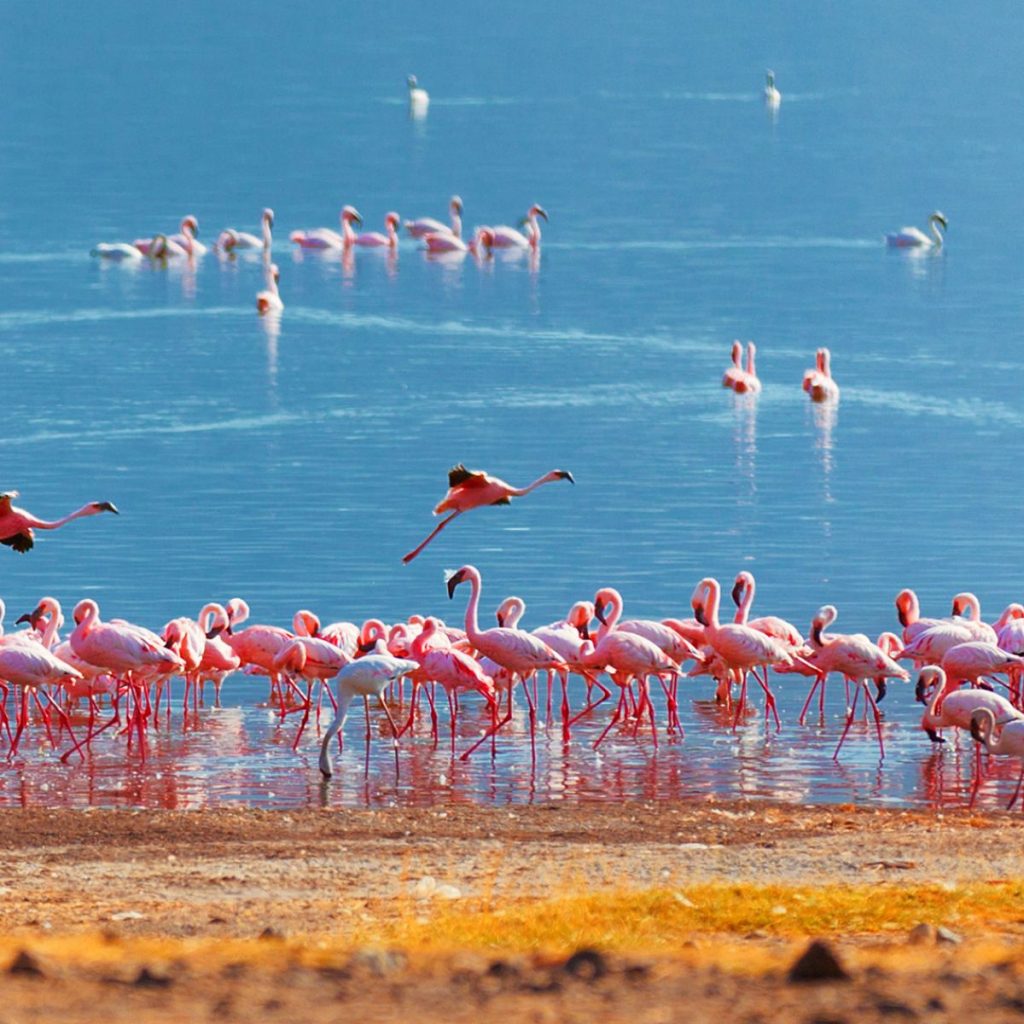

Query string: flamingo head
894 589 918 628
446 567 470 599
731 572 753 609
766 69 776 87
450 195 464 214
407 75 419 89
386 212 401 229
182 215 199 236
218 229 239 251
950 592 977 618
271 263 281 283
549 469 574 485
528 204 548 222
810 605 838 645
16 605 43 629
731 340 743 366
914 666 943 704
342 205 362 226
475 227 495 252
263 208 275 227
569 600 595 640
88 500 119 515
930 211 948 231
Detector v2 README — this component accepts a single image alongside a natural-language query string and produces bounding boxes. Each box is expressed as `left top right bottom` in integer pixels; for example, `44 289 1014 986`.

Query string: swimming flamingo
318 653 420 778
734 342 762 394
402 464 574 563
764 70 781 106
0 491 118 553
916 665 1022 744
92 234 171 261
722 341 744 390
969 707 1024 809
406 196 462 239
136 216 204 257
353 212 400 248
886 211 947 249
257 262 284 314
805 347 839 402
949 593 998 643
446 565 565 759
217 208 274 253
407 75 429 114
289 206 362 249
423 226 494 255
492 204 547 249
691 577 795 729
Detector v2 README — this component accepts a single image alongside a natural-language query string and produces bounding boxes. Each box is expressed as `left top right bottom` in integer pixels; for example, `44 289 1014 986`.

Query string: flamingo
916 665 1022 744
492 204 547 249
92 234 171 261
272 630 351 747
423 226 494 255
691 576 795 729
731 572 805 649
886 211 947 249
940 641 1024 690
949 593 998 643
353 212 400 249
217 208 275 253
764 69 781 106
406 196 463 239
257 262 284 314
290 206 362 250
804 347 839 402
0 491 118 553
734 342 762 394
402 464 574 563
722 341 744 390
446 565 565 759
218 598 295 707
195 603 241 702
969 707 1024 809
318 653 420 778
895 588 945 644
897 621 975 666
407 74 429 114
136 216 204 257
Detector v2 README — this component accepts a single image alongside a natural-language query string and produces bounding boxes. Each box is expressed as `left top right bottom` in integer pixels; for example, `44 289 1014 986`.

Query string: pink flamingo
162 616 206 712
294 610 361 659
995 605 1024 703
941 641 1024 691
354 212 401 248
916 665 1022 744
804 347 839 402
897 621 975 666
895 588 945 644
446 565 565 760
406 196 463 239
0 491 118 554
136 216 204 257
691 577 795 729
217 208 275 253
492 204 547 249
272 629 351 748
92 234 171 261
423 226 494 255
722 341 744 390
402 464 574 563
289 206 362 249
950 593 998 643
218 598 295 708
196 603 241 702
732 343 762 394
731 572 805 648
969 707 1024 809
257 262 284 314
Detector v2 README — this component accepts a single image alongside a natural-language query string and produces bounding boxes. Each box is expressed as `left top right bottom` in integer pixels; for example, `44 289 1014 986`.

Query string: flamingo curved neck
461 569 484 645
734 577 754 625
597 589 623 641
931 220 944 246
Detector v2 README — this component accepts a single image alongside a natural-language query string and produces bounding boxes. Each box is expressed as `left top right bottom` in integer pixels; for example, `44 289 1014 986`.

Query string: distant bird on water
0 491 119 553
886 211 948 249
402 464 575 563
256 262 284 314
764 69 781 107
407 75 429 115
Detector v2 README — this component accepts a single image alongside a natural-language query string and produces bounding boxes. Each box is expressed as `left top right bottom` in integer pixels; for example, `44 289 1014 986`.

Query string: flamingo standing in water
731 572 805 649
691 577 795 729
803 347 839 402
895 588 945 644
970 707 1024 809
290 206 362 249
423 226 494 255
257 262 284 314
406 196 463 239
402 464 574 563
886 211 947 249
318 653 420 778
916 665 1022 744
949 593 998 643
446 565 565 759
0 491 118 553
217 208 275 254
492 204 547 249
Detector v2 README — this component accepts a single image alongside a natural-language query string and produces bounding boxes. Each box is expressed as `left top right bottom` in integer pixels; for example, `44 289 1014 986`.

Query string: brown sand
0 801 1022 1021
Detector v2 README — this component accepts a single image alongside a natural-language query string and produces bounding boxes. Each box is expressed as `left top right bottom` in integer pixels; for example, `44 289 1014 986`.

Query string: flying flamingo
804 347 839 402
446 565 565 759
402 464 574 563
969 707 1024 809
886 211 947 249
722 341 744 390
290 206 362 249
423 226 495 255
691 577 796 729
406 196 463 239
318 652 420 778
257 262 284 314
492 204 547 249
916 665 1022 744
0 491 118 553
354 212 401 248
217 208 275 254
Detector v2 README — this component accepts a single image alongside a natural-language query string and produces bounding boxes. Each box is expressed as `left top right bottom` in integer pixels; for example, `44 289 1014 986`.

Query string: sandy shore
0 801 1023 1021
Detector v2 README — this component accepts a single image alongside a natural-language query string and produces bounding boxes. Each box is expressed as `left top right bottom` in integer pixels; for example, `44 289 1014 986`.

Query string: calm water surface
0 3 1022 810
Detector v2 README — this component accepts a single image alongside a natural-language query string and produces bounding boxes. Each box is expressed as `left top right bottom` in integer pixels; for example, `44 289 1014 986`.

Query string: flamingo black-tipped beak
357 641 376 655
897 607 908 628
447 575 461 600
914 678 926 704
99 501 119 514
970 717 983 742
15 613 33 626
693 604 708 628
811 622 823 647
496 613 505 627
730 580 744 607
536 207 549 221
577 623 590 641
874 679 887 703
557 470 574 484
206 626 224 639
164 637 175 649
594 601 607 626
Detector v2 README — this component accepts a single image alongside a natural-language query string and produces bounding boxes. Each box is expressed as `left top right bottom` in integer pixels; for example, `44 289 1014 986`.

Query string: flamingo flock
0 574 1020 806
723 342 840 401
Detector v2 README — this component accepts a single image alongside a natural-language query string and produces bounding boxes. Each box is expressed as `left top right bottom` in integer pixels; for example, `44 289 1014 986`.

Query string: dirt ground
0 801 1022 1021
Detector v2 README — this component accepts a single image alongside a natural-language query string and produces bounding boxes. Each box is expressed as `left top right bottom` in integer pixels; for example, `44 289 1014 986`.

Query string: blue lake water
0 3 1023 810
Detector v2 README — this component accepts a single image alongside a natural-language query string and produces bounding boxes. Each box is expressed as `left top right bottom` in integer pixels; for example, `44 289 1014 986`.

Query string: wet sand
0 801 1023 1021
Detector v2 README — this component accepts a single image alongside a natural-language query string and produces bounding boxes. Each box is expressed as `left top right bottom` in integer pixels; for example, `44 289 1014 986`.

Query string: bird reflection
731 393 758 504
810 398 837 510
258 311 281 401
